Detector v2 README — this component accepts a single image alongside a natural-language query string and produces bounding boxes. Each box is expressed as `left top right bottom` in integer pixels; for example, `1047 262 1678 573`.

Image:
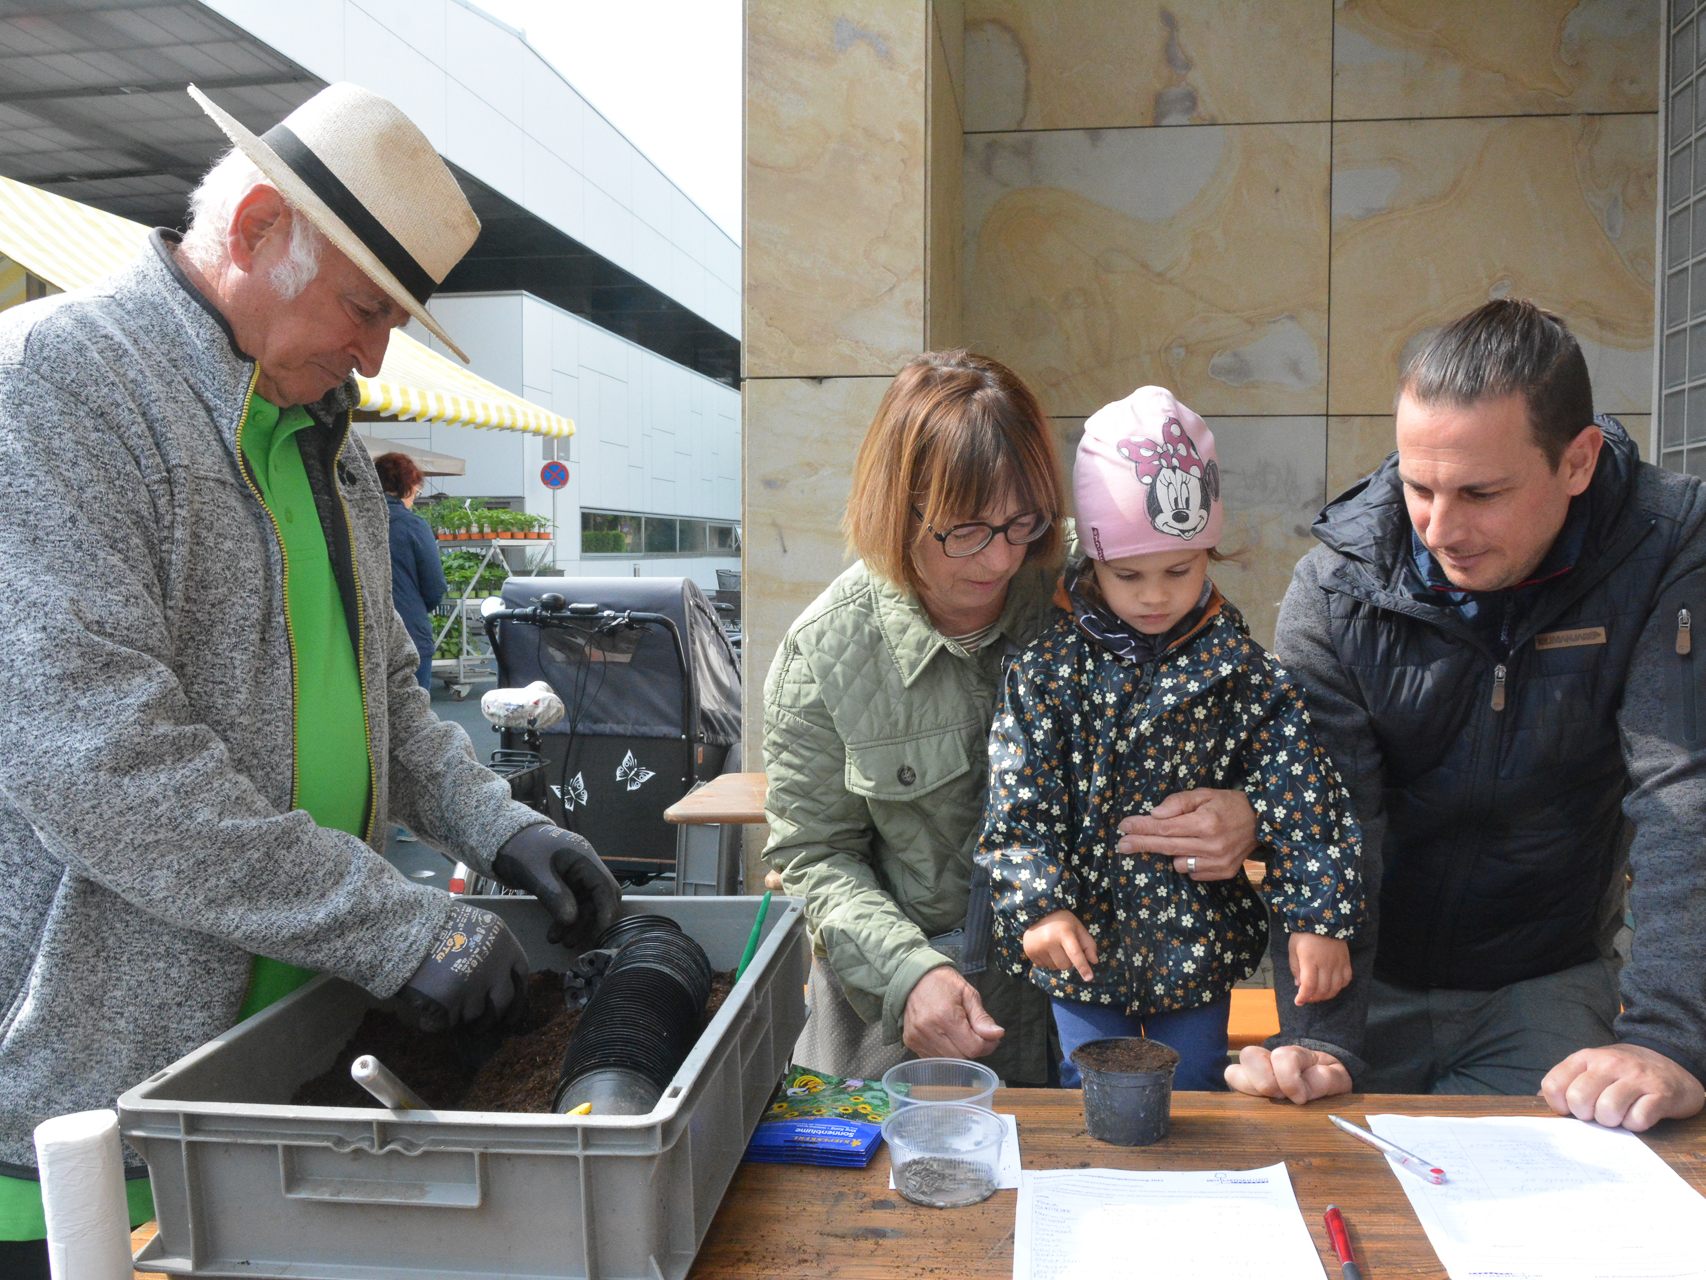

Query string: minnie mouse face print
1119 416 1221 541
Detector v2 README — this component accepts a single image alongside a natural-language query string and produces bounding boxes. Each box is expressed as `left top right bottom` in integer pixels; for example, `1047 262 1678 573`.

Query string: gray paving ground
379 682 500 888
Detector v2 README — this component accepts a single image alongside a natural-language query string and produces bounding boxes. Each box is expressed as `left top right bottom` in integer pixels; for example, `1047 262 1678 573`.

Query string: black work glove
491 824 622 947
396 902 529 1033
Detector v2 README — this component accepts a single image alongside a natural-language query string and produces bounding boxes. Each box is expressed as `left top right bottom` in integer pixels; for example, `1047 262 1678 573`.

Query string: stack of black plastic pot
552 915 713 1116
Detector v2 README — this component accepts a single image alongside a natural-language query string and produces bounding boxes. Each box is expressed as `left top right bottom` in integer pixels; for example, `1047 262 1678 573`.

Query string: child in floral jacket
976 386 1365 1090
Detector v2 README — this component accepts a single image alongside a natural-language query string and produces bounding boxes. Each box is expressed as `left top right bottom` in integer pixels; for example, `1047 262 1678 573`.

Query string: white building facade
200 0 742 589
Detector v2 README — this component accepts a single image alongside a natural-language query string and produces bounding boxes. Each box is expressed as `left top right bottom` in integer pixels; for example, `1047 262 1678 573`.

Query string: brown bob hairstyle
844 350 1065 594
373 451 426 499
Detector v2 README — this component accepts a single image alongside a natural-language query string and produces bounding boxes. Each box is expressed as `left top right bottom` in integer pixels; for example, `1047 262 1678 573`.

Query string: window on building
582 509 739 557
1660 8 1706 476
581 511 638 554
643 516 678 554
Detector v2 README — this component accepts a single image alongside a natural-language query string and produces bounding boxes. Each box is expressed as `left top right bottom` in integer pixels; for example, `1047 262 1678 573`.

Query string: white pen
1328 1114 1448 1184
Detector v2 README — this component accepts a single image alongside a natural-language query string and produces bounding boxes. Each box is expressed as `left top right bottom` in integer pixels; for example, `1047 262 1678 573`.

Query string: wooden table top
663 770 768 825
130 1091 1706 1279
691 1091 1706 1279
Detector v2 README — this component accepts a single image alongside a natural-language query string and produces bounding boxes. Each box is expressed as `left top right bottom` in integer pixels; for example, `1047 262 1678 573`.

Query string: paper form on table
1011 1162 1323 1280
1369 1114 1706 1280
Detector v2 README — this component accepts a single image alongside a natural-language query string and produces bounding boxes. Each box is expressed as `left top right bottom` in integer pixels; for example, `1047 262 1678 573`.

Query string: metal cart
430 536 553 698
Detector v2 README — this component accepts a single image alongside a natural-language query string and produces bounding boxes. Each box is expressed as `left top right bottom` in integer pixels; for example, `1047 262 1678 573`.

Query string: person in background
761 353 1261 1085
977 386 1364 1090
0 82 618 1277
374 451 446 691
1229 300 1706 1132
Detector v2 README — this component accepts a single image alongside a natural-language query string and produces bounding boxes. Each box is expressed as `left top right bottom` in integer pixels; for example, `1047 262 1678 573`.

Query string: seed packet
742 1066 892 1167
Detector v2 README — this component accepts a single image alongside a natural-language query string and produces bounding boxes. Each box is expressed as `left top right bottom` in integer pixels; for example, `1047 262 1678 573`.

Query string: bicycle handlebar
482 598 696 740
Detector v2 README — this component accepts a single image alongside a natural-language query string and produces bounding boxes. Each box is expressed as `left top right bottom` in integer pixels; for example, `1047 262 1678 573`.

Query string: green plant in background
440 549 510 598
582 528 626 553
436 504 470 539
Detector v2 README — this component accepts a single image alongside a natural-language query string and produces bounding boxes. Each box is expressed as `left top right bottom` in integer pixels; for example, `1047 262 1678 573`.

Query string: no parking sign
540 460 570 489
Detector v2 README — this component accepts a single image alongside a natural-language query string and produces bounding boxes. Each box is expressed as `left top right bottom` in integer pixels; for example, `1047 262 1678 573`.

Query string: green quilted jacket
762 558 1060 1082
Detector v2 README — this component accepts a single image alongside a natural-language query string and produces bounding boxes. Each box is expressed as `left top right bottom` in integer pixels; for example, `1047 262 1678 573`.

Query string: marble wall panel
1327 415 1396 498
964 123 1331 420
1193 417 1326 649
1619 414 1654 458
934 0 964 120
741 376 889 756
746 0 929 378
928 15 965 350
963 0 1331 132
1334 0 1660 121
1330 114 1656 416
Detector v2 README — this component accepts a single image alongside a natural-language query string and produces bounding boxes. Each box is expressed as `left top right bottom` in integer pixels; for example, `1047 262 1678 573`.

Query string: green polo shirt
235 393 372 1017
0 395 375 1241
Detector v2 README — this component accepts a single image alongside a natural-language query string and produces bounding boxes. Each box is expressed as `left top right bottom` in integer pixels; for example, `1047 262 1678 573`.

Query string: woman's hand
1022 909 1098 981
902 965 1005 1059
1116 788 1258 880
1288 932 1352 1004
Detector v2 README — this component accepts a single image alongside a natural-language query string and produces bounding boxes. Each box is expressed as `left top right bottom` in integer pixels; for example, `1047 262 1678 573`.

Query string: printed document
1369 1114 1706 1280
1012 1163 1324 1280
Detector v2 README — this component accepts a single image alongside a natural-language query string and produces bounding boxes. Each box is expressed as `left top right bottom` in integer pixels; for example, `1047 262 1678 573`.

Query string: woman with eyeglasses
760 351 1068 1084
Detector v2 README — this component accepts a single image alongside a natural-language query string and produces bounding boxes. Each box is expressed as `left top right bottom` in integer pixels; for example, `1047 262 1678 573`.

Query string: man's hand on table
903 964 1005 1060
1540 1044 1706 1132
1117 788 1258 880
1224 1044 1352 1104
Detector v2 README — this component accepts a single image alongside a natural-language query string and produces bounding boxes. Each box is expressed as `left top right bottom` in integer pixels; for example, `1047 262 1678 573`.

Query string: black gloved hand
491 824 622 947
396 902 530 1033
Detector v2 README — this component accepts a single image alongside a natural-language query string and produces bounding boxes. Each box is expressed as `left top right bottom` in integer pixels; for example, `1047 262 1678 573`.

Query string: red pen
1323 1204 1362 1280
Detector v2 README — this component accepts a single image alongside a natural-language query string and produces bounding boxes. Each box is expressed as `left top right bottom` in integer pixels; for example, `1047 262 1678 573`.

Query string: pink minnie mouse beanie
1075 385 1223 561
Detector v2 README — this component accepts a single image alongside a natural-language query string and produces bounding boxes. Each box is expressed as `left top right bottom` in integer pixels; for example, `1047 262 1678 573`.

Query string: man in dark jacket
1226 300 1706 1133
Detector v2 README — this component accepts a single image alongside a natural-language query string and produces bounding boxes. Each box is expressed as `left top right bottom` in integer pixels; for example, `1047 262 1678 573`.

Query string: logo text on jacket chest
1533 626 1608 651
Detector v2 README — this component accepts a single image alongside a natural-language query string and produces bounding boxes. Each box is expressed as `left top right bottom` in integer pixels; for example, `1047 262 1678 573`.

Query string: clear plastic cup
882 1101 1005 1208
881 1057 998 1111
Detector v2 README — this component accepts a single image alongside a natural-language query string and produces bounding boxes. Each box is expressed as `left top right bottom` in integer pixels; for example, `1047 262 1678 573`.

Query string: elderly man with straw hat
0 83 619 1272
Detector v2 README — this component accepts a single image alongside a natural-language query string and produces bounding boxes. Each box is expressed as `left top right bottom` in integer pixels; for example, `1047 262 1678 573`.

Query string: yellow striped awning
0 175 573 439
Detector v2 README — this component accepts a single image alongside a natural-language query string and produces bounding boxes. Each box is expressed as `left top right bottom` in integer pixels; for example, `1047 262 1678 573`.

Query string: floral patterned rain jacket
976 582 1365 1015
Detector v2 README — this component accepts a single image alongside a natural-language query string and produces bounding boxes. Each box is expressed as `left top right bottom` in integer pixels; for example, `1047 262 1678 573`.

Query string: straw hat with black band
188 81 479 363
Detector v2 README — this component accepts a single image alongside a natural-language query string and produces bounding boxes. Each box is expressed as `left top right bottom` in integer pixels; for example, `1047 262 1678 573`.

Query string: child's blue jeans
1050 994 1231 1091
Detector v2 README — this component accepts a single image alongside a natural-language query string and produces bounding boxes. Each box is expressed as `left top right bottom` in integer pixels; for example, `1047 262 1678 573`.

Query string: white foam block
34 1109 134 1280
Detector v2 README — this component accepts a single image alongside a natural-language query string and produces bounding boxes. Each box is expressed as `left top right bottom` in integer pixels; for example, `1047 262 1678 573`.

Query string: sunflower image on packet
743 1066 893 1167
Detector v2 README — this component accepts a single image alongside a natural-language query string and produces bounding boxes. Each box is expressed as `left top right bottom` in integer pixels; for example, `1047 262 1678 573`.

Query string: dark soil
1071 1036 1180 1075
294 970 733 1113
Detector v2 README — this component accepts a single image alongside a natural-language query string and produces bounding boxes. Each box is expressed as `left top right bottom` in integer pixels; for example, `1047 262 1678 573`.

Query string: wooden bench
1228 985 1280 1050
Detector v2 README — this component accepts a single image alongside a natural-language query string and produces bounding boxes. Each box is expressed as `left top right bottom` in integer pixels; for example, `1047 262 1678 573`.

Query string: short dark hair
1397 299 1594 467
373 451 425 498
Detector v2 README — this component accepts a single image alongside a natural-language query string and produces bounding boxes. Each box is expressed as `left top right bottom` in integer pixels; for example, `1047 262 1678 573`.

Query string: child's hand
1288 933 1351 1005
1022 910 1098 981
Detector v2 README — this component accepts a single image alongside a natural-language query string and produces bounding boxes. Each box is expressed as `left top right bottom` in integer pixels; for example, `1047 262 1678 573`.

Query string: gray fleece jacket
0 233 541 1172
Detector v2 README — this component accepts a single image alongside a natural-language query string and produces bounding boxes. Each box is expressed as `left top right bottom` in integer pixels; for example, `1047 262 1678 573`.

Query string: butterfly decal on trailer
558 772 589 811
616 750 655 791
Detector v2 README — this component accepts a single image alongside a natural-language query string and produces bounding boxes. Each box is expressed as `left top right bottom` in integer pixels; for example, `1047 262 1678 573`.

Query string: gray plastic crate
120 895 807 1279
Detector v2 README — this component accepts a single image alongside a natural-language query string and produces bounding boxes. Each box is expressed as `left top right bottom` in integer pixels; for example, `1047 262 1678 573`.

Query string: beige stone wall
959 0 1658 645
742 2 1659 868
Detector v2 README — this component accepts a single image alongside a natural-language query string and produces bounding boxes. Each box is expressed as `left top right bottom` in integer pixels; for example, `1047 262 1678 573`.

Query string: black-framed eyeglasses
912 506 1052 558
